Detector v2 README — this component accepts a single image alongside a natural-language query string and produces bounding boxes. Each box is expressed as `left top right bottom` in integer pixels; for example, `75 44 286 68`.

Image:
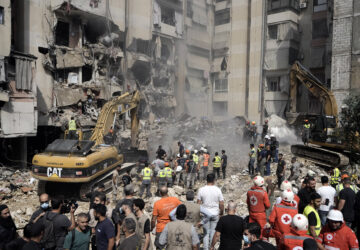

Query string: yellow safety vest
193 154 199 164
158 170 166 178
143 167 151 180
336 183 358 194
303 205 321 236
164 167 172 178
214 156 221 168
69 120 77 131
304 124 310 129
330 168 340 185
250 148 256 158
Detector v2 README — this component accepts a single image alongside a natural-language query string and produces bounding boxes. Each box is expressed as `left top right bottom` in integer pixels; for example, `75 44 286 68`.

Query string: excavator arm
90 90 140 146
289 61 338 119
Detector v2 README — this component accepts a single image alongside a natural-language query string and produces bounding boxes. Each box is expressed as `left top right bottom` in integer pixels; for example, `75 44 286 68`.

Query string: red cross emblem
250 195 258 206
281 214 292 224
326 234 333 241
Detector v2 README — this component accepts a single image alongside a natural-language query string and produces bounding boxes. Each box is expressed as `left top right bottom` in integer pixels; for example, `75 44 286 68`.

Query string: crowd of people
1 127 360 250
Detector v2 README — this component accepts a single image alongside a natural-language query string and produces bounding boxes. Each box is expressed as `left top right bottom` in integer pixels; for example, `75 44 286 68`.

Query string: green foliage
340 94 360 133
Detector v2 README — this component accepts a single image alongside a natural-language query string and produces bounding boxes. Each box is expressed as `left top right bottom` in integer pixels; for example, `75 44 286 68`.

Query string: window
0 6 4 25
314 0 327 12
214 78 228 93
289 47 299 65
55 21 69 46
213 101 228 116
268 25 278 39
312 19 328 39
267 77 281 92
268 0 299 13
161 6 175 26
215 9 230 26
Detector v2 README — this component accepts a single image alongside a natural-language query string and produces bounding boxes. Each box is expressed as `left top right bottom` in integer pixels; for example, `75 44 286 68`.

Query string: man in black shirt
156 145 166 159
210 201 244 250
30 193 51 223
178 141 184 155
246 222 276 250
276 153 286 189
0 205 17 249
5 223 31 250
22 221 44 250
221 150 227 179
298 177 316 213
337 178 356 228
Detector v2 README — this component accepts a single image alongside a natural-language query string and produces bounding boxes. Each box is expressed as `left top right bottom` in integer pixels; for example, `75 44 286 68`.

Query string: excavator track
291 144 349 168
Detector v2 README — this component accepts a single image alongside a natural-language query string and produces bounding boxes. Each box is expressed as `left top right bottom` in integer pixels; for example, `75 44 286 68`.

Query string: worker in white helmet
279 214 312 249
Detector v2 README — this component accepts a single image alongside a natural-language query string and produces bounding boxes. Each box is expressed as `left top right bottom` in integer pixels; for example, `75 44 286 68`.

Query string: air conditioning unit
300 2 307 9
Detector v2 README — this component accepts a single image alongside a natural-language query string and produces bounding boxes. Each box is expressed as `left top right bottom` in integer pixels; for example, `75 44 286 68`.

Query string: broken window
215 9 230 26
213 101 228 116
55 21 70 46
312 18 328 39
214 78 228 93
161 5 175 26
82 66 92 83
0 6 4 25
268 0 299 13
268 25 278 39
314 0 327 12
267 77 281 92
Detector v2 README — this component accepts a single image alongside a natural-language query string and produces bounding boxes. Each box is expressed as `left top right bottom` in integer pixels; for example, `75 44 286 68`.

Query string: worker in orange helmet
164 162 174 187
302 119 311 146
250 121 258 143
247 176 270 236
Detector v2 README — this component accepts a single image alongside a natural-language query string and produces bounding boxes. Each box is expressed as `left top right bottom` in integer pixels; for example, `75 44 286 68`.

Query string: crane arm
90 90 140 146
289 61 338 118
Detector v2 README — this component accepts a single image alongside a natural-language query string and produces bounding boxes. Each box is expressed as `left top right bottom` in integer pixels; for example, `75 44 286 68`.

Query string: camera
61 199 78 214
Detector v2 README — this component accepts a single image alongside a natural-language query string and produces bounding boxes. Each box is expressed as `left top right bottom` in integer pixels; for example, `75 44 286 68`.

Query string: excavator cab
310 115 337 142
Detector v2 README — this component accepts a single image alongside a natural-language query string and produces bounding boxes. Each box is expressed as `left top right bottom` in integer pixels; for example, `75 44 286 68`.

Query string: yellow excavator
31 90 147 198
287 61 360 168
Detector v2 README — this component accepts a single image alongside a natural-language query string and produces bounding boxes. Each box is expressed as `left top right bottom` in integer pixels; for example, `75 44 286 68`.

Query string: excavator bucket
120 148 149 163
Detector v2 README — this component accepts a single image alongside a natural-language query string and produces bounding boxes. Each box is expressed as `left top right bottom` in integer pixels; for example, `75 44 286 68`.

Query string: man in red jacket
279 214 312 249
316 209 359 250
268 189 298 244
247 176 270 233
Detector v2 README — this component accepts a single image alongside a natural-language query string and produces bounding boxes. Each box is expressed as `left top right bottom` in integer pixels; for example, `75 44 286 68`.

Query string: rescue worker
201 149 210 181
264 135 271 146
330 166 341 188
248 144 256 176
276 181 300 208
250 121 258 143
270 134 279 163
303 192 322 237
302 119 311 146
288 157 302 183
67 116 81 140
192 150 199 166
257 145 268 176
212 152 222 179
279 214 312 249
186 155 198 190
276 153 286 189
243 120 251 142
139 163 152 198
246 176 270 233
164 162 173 187
221 150 227 179
256 144 264 173
268 189 298 245
335 174 359 196
156 166 167 196
316 209 359 250
262 119 269 140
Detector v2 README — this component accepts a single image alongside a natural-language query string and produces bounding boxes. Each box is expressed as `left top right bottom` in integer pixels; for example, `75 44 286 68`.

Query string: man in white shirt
197 173 224 250
316 176 336 226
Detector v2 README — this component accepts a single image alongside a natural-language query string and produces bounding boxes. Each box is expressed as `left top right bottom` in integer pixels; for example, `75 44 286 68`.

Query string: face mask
243 235 250 244
40 202 49 210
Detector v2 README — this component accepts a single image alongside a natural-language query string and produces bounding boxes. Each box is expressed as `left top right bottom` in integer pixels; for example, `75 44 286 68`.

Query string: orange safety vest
247 186 270 213
203 154 210 167
269 201 298 235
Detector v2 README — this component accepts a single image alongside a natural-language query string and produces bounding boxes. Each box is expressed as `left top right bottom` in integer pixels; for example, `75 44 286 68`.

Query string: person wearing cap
0 204 17 249
337 177 356 228
279 214 312 249
139 162 153 198
247 176 271 233
261 119 269 140
316 209 359 250
330 166 341 188
302 120 311 146
264 135 271 146
335 174 359 197
250 121 258 143
267 189 298 244
164 162 174 187
303 192 322 237
248 144 256 176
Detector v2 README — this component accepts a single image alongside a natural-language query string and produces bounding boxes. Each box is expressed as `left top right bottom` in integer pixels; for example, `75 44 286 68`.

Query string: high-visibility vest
304 124 310 129
142 167 151 180
303 205 321 236
69 120 77 131
336 183 358 194
193 154 199 164
158 170 166 178
164 167 173 178
330 168 340 185
250 148 256 158
214 156 221 168
203 154 209 167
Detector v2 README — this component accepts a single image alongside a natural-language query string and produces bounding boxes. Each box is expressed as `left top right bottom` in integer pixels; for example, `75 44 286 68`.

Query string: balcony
267 0 299 15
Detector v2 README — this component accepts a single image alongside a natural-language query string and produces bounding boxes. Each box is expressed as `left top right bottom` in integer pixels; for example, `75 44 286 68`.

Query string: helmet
246 121 250 125
200 147 205 152
177 153 180 157
253 176 265 187
281 189 294 202
185 149 190 154
164 162 169 167
327 209 343 222
280 180 292 191
251 121 256 125
307 170 316 177
259 144 264 148
270 134 275 138
265 135 270 140
304 119 309 122
292 214 308 231
194 150 198 154
203 148 207 153
341 174 349 180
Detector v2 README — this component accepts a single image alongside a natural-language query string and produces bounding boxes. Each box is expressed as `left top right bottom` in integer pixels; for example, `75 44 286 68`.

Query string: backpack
41 211 59 249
